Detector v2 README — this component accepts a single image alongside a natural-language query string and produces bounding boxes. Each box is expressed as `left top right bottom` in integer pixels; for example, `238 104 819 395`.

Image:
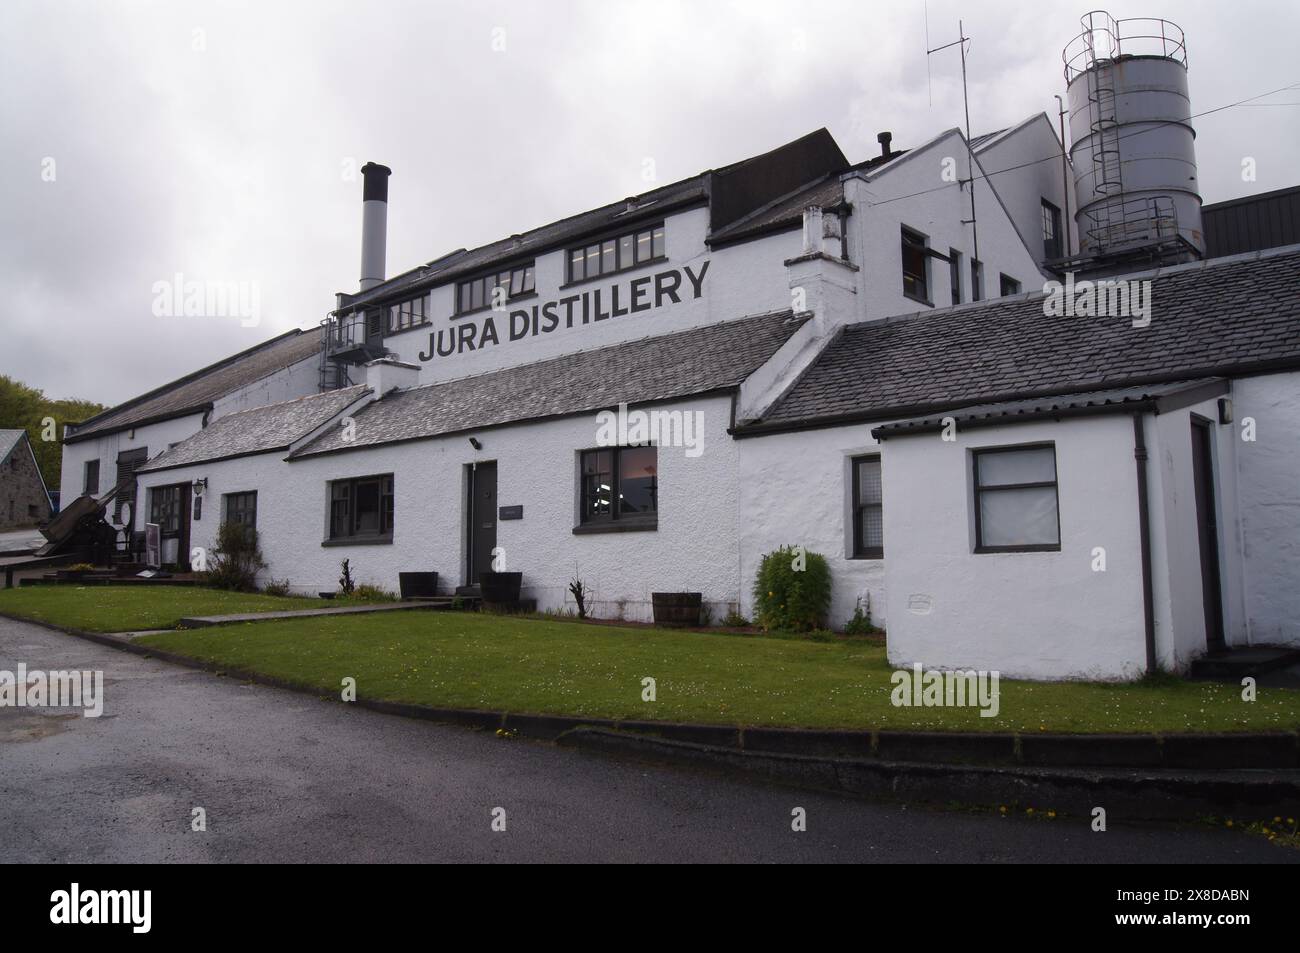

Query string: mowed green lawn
135 611 1300 733
0 585 320 632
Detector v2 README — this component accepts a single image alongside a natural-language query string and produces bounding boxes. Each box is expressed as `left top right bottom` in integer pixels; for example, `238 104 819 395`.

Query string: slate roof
708 174 846 246
0 429 25 464
748 246 1300 433
137 385 370 473
341 128 852 312
294 311 805 458
341 178 712 311
871 379 1227 438
65 329 323 443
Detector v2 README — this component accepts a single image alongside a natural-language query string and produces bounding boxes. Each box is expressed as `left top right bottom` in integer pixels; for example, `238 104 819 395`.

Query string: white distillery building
59 16 1300 680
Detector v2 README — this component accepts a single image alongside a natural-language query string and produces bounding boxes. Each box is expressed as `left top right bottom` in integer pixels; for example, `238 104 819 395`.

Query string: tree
0 374 106 490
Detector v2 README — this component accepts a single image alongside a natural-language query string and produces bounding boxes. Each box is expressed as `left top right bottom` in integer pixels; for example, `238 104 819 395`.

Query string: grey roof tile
138 385 369 472
66 330 323 442
295 310 804 457
755 248 1300 430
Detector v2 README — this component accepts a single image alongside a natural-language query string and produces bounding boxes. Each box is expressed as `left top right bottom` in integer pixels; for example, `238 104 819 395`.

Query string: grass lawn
135 611 1300 734
0 585 321 632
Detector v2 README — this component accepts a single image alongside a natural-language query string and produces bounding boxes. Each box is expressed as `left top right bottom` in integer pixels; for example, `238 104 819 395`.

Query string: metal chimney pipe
359 162 391 291
877 131 893 158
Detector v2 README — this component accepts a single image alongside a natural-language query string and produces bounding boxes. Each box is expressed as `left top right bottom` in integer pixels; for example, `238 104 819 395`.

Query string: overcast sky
3 0 1297 406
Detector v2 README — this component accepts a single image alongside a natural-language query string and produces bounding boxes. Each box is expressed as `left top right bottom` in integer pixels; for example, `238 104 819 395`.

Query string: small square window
973 445 1060 552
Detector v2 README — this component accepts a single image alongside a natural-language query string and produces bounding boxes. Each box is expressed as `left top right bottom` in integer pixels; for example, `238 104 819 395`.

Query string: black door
467 461 497 585
1191 419 1226 654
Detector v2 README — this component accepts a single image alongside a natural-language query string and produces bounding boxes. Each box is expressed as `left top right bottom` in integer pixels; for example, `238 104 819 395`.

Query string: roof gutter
1132 412 1158 675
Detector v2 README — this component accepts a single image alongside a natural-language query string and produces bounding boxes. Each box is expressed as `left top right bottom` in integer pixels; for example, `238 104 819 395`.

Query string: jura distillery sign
418 261 709 362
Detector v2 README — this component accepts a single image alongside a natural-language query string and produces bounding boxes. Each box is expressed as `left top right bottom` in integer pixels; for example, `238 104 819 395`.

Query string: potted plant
480 570 523 608
57 562 96 582
651 591 703 628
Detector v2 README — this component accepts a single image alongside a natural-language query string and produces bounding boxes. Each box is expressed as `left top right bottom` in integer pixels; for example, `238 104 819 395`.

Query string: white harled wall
1232 371 1300 647
136 394 743 620
878 414 1148 681
736 423 885 631
382 207 804 385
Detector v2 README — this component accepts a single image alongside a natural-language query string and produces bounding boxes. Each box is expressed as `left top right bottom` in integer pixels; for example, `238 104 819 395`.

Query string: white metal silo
1063 12 1203 258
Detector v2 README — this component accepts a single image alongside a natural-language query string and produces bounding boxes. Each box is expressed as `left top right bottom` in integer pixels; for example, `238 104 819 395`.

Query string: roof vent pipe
877 131 893 159
359 162 392 291
802 205 824 255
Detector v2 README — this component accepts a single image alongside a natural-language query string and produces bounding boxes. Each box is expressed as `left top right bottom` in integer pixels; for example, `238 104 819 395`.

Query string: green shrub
844 596 882 636
344 584 396 603
721 610 751 628
206 521 266 592
262 578 293 597
751 545 832 632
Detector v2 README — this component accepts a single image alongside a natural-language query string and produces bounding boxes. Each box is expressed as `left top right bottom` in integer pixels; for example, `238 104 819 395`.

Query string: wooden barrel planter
652 592 703 628
480 571 523 609
398 571 439 599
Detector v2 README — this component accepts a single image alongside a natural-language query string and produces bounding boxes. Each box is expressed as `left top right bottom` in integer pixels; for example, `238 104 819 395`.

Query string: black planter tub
479 571 523 609
651 592 703 628
399 571 439 599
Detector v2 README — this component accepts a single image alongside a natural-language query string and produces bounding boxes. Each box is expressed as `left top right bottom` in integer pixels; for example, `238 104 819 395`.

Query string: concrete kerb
558 728 1300 822
2 610 1298 778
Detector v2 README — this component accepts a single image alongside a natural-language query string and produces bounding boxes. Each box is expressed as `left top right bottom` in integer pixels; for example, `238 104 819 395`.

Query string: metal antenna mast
927 19 979 265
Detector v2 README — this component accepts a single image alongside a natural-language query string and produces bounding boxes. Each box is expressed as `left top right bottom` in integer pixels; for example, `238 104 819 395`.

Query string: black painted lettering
684 260 710 298
655 269 681 307
630 276 651 313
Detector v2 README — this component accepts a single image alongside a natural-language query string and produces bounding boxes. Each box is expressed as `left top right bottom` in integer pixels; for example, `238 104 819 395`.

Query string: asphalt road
1 617 1294 864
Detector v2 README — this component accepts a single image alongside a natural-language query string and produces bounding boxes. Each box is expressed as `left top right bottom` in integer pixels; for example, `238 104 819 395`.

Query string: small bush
206 521 266 592
338 559 355 597
844 596 882 636
262 578 293 597
721 609 751 628
752 545 832 632
699 602 715 627
345 584 396 603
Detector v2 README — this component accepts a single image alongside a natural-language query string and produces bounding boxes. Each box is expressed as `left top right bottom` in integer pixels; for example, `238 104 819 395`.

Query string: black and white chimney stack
359 162 392 291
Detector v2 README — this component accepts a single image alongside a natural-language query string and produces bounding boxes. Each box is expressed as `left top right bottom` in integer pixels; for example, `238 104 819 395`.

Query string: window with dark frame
1041 199 1063 260
328 475 394 541
973 444 1061 553
388 294 428 332
149 485 182 537
224 491 258 535
948 248 963 305
901 227 929 302
566 223 665 284
851 455 883 558
454 263 535 317
999 274 1022 297
579 446 657 526
83 459 99 495
971 259 984 302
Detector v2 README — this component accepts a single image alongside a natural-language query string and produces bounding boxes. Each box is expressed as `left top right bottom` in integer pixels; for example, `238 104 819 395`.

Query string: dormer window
454 263 535 317
566 224 665 284
388 294 428 332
